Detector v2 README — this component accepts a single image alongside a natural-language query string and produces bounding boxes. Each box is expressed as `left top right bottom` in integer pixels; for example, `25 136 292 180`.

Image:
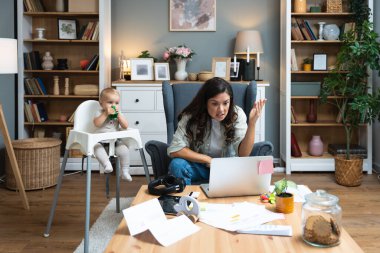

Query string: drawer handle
135 99 140 103
135 121 139 125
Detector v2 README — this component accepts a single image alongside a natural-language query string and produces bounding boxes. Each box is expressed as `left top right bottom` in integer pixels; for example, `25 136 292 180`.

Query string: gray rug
74 197 133 253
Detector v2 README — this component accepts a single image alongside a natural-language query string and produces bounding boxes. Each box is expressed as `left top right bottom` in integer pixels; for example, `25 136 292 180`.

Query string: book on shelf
24 102 34 123
304 20 317 40
32 103 41 122
291 106 299 123
291 48 298 71
296 18 311 40
67 111 75 123
35 77 48 95
328 144 367 158
23 0 45 12
86 54 99 70
23 51 42 70
36 102 48 122
291 17 304 41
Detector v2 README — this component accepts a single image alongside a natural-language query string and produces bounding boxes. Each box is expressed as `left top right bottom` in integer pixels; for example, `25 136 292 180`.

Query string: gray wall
112 0 281 156
0 0 16 175
373 1 380 172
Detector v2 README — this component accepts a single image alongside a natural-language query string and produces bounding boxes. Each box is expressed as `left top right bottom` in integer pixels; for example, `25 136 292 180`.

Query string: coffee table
104 185 363 253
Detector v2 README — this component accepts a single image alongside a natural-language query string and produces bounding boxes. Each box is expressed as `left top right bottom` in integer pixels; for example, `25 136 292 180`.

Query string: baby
93 87 132 181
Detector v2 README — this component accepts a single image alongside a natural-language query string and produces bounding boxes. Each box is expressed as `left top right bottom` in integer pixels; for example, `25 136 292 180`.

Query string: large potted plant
320 1 380 186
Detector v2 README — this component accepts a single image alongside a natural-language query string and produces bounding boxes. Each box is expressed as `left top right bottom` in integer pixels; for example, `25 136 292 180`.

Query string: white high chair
43 100 150 253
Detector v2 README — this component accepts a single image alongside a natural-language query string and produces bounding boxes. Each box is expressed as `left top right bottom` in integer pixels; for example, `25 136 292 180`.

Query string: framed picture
169 0 216 31
154 63 170 80
230 61 240 79
130 58 154 80
212 57 231 81
313 53 327 71
58 19 77 40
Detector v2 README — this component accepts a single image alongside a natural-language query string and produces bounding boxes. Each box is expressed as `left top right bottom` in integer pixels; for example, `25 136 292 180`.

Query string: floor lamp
0 38 29 210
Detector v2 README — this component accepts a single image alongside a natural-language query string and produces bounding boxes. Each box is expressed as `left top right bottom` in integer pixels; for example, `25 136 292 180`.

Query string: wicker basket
334 155 363 186
5 138 62 190
326 0 342 13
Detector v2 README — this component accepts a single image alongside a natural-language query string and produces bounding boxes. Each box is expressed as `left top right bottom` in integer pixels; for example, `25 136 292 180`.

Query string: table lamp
0 38 29 210
234 30 264 81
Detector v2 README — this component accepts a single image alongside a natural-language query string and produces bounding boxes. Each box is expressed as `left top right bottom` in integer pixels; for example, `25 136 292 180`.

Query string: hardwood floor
0 172 379 253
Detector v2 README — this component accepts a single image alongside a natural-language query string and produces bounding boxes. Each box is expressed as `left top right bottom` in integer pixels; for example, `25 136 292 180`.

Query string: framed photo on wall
154 63 170 80
130 58 154 80
58 19 77 40
169 0 216 31
313 53 327 71
212 57 231 81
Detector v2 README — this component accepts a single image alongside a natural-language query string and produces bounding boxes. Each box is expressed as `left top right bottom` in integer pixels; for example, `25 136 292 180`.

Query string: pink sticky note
258 160 274 175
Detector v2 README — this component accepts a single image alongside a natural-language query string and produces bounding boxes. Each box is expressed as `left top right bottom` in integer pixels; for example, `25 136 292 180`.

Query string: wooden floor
0 172 379 253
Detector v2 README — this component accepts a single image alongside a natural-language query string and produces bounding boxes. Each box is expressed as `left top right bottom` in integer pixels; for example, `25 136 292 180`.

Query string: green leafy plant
320 17 380 160
137 50 158 62
303 58 312 64
273 178 297 197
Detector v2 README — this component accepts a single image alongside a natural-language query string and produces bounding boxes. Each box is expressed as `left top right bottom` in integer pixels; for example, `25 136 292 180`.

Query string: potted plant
320 2 380 186
303 58 312 71
273 178 297 214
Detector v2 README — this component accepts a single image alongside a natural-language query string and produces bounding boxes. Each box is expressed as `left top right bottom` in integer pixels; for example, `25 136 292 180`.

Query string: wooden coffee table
104 185 363 253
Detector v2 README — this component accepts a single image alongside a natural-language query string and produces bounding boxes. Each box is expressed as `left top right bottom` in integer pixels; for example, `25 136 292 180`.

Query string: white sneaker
121 168 132 181
104 162 113 174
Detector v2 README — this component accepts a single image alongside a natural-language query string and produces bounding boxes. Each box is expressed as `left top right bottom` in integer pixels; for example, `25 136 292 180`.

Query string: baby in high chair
93 87 132 181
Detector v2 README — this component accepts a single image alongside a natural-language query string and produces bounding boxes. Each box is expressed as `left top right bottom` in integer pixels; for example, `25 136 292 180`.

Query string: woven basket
326 0 342 13
334 155 363 186
5 138 62 190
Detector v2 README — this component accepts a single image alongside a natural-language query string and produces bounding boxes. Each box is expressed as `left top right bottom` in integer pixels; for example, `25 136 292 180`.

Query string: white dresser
112 81 269 175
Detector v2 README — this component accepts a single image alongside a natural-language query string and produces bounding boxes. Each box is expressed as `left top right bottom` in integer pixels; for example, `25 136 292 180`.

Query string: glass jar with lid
302 189 342 247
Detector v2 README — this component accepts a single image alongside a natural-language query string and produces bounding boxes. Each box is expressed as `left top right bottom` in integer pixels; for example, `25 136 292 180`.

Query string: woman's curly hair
178 77 238 150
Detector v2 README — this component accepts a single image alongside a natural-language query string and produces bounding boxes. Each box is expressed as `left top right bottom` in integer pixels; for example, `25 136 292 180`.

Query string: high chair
43 100 150 253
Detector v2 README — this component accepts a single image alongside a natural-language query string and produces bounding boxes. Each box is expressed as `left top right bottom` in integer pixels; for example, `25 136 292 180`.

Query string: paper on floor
122 198 200 246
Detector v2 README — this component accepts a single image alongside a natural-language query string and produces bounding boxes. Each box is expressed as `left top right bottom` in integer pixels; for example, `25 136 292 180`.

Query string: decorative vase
317 22 326 41
56 0 65 12
64 77 70 95
291 132 302 157
323 24 340 40
53 76 60 95
294 0 307 13
35 28 46 40
303 63 312 71
306 99 317 123
42 51 54 70
275 194 294 214
174 58 188 81
308 135 324 156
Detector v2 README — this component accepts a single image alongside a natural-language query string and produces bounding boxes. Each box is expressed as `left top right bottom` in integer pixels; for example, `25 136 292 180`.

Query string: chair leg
105 173 110 199
139 148 151 183
81 155 86 175
115 157 120 213
43 150 69 237
84 156 91 253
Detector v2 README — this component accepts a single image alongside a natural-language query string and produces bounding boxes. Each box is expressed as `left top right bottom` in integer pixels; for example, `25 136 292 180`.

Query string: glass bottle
302 190 342 248
294 0 307 13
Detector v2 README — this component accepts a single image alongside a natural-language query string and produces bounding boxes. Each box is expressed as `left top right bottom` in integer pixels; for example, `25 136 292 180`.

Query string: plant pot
334 155 363 186
303 63 312 71
275 193 294 214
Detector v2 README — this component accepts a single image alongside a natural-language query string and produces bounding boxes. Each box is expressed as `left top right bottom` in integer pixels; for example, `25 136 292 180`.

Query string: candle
233 55 237 73
247 46 250 63
256 52 260 68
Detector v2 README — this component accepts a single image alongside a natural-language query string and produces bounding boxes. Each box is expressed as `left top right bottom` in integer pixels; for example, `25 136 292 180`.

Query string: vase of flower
174 58 188 81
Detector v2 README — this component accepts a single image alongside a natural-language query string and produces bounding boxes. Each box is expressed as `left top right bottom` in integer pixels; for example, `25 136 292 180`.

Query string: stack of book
327 144 367 158
23 0 45 12
24 77 48 95
78 21 99 41
24 100 48 123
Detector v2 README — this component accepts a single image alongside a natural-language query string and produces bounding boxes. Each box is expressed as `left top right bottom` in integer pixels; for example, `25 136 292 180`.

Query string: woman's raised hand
249 99 267 125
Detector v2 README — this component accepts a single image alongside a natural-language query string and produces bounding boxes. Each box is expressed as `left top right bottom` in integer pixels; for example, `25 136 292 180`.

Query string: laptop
200 156 273 198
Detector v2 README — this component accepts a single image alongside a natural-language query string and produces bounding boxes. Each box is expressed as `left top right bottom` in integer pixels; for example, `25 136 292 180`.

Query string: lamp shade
234 30 263 55
0 38 18 74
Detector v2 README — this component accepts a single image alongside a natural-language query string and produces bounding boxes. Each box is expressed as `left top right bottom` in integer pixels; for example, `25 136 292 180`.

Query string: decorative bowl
197 71 214 81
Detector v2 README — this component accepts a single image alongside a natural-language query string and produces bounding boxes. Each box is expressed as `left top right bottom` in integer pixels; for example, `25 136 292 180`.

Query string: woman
167 77 266 185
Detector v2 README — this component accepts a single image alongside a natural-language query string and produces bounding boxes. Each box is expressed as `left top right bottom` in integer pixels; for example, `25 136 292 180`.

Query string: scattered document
122 198 200 247
199 202 284 232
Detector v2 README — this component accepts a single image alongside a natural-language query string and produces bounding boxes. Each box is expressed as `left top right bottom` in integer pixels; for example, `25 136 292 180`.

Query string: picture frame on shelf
230 61 240 79
313 53 327 71
130 58 154 80
169 0 216 31
58 19 77 40
212 57 231 81
154 63 170 80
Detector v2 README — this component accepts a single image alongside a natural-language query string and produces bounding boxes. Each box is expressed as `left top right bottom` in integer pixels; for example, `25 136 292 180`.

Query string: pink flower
163 44 195 61
163 51 170 60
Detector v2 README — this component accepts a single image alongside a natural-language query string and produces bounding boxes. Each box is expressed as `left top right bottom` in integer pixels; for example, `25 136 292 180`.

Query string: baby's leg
94 143 113 173
115 141 131 181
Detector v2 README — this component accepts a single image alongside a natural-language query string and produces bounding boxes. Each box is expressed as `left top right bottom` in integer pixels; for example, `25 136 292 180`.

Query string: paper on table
268 184 312 203
199 202 284 232
148 215 200 247
122 198 200 247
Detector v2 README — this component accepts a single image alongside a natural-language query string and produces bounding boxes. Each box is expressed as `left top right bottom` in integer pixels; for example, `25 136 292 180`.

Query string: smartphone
158 195 181 215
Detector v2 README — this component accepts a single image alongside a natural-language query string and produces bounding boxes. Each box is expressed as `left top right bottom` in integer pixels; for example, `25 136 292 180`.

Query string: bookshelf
17 0 111 167
280 0 373 174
